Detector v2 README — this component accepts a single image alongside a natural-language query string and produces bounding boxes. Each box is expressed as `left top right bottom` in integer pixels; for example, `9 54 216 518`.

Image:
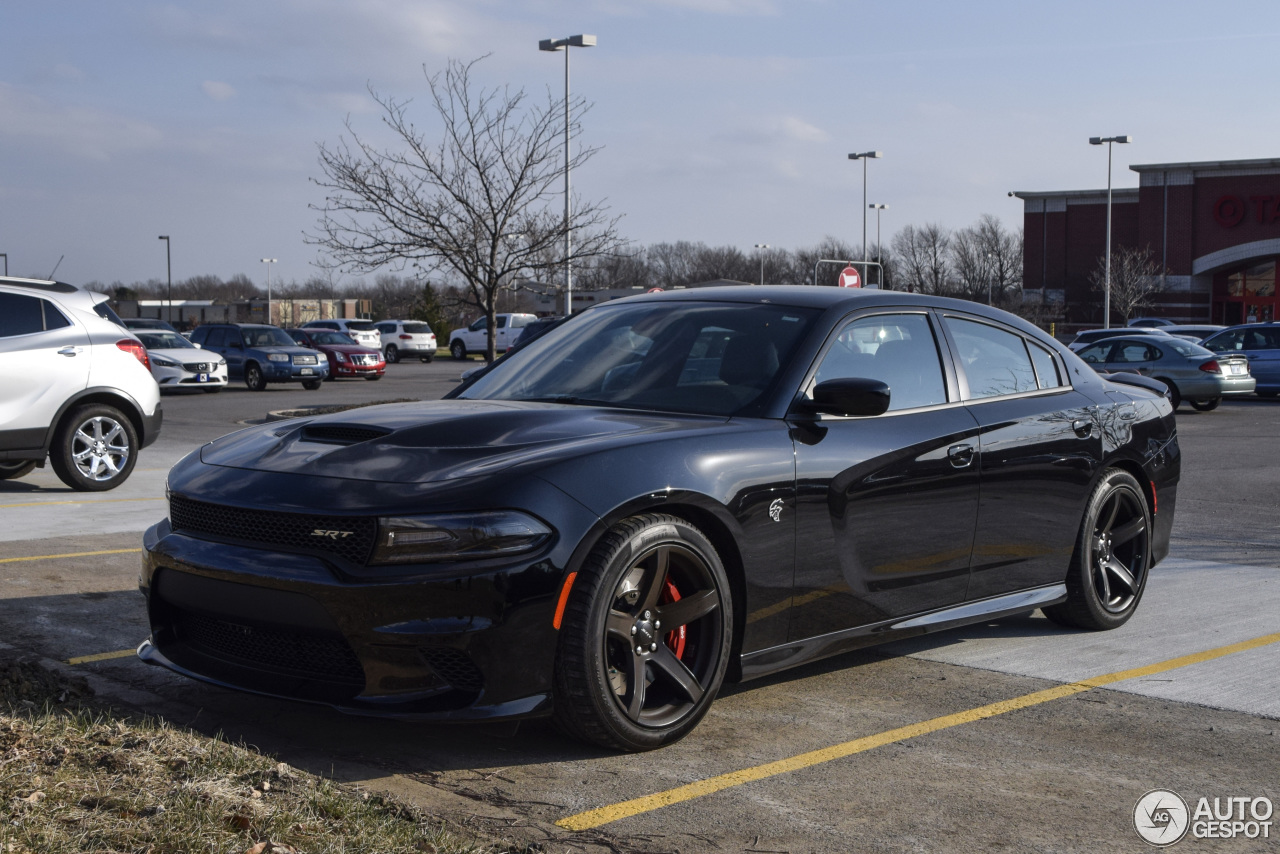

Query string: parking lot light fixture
540 33 597 316
1090 135 1132 328
158 236 171 325
754 244 770 285
848 151 882 267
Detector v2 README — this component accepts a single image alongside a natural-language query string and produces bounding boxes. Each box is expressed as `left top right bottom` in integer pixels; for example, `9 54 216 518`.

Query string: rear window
402 322 432 334
345 320 376 331
93 301 125 328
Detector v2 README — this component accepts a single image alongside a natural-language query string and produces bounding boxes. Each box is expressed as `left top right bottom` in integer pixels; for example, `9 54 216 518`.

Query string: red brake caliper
659 579 687 659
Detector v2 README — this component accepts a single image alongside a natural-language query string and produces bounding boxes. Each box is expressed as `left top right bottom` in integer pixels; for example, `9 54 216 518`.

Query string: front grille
183 361 214 372
170 494 377 565
293 354 318 365
300 424 390 446
176 611 365 684
354 354 380 366
420 648 485 691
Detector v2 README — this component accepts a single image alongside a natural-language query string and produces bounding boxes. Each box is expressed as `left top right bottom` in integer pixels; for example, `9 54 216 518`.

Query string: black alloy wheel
244 363 267 391
450 340 466 360
384 345 400 364
48 404 139 492
554 514 732 751
1045 468 1151 630
1189 397 1221 411
302 379 322 390
0 460 37 480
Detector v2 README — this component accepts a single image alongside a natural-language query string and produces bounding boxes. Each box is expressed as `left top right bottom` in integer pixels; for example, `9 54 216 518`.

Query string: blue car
1201 322 1280 397
189 323 328 391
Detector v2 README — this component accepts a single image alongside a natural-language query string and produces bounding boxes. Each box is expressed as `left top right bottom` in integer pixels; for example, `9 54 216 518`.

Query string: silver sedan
1075 335 1255 410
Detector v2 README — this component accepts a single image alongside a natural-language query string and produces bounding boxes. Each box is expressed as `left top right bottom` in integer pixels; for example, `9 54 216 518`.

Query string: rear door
939 313 1101 600
0 292 90 448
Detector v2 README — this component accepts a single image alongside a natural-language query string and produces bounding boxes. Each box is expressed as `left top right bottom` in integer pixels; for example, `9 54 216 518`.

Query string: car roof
0 276 79 294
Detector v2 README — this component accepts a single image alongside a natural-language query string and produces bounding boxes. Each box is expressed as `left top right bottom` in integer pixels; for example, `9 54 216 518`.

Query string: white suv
0 278 162 490
449 313 537 359
374 319 438 363
300 318 382 350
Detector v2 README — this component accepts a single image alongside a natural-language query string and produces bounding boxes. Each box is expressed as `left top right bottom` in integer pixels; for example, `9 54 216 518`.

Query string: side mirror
801 377 891 417
192 342 202 349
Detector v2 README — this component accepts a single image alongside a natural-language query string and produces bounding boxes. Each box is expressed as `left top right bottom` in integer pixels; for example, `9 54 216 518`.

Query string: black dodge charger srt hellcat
139 287 1179 750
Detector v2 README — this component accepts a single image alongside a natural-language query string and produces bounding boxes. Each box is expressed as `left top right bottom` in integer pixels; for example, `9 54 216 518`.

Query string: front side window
947 317 1038 399
813 313 947 411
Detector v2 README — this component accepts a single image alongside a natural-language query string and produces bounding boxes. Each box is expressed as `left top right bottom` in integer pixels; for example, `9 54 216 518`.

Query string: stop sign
838 266 861 288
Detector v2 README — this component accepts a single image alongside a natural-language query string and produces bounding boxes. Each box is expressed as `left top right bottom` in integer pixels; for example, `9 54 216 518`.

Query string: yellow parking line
0 548 142 564
557 630 1280 831
0 497 163 509
66 649 137 665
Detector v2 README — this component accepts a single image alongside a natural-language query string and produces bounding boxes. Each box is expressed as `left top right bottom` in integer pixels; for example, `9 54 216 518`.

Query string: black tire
302 379 322 390
1044 469 1151 631
1189 397 1221 412
202 386 222 394
553 514 733 751
1158 378 1180 409
365 374 382 381
244 362 267 391
450 340 466 360
0 460 37 480
384 345 400 364
48 404 138 492
420 354 435 363
1258 390 1279 399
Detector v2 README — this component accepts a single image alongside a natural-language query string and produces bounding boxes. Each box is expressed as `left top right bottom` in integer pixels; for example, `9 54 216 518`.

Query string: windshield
309 331 356 345
242 327 297 348
460 301 819 416
136 331 195 350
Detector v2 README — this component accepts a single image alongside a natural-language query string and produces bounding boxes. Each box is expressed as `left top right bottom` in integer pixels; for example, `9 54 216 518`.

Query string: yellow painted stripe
66 649 137 665
557 631 1280 831
0 548 142 565
0 497 163 509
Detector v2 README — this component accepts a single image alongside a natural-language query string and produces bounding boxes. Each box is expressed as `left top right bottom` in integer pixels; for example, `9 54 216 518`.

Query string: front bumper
266 361 328 382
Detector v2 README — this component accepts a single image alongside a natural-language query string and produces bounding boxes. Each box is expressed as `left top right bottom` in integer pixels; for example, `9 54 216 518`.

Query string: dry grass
0 659 523 854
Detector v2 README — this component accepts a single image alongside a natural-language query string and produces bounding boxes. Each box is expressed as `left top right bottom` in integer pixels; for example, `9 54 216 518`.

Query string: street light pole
0 253 7 276
754 244 770 286
868 204 888 284
1090 135 1131 328
540 33 596 316
848 151 882 269
261 258 277 323
157 236 171 324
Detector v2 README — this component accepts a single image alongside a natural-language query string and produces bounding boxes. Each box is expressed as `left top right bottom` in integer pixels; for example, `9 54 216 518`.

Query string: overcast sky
3 0 1277 288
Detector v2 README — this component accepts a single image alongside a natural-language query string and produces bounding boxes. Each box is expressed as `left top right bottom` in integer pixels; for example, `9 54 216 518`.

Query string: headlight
150 355 179 368
268 353 290 362
370 511 552 564
335 351 348 363
217 358 226 366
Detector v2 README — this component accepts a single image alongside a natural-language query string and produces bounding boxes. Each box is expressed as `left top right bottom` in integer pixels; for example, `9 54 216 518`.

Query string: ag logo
768 498 784 522
1134 789 1190 846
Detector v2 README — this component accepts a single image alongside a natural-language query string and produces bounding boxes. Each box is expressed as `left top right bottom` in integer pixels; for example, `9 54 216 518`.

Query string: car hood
150 347 216 362
198 400 731 484
319 343 381 355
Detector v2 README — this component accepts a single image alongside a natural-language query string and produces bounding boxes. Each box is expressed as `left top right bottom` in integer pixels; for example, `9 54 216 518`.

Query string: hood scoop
299 423 393 446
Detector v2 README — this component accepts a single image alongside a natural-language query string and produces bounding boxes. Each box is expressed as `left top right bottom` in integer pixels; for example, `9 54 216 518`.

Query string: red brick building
1013 157 1280 327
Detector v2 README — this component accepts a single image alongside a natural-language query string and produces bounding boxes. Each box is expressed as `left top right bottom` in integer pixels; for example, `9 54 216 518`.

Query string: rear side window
1028 341 1062 388
45 301 72 331
205 329 228 347
947 317 1038 399
0 293 54 337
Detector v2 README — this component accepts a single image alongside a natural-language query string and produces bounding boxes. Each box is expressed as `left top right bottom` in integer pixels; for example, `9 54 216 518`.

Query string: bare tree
892 224 950 294
1089 245 1166 324
309 57 622 360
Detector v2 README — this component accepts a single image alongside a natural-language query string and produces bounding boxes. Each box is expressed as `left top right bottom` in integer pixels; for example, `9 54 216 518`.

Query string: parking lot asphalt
3 361 1278 853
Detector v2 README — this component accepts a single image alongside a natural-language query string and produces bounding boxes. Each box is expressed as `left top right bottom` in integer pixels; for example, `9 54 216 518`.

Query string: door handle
1072 418 1093 437
57 346 80 357
947 444 975 468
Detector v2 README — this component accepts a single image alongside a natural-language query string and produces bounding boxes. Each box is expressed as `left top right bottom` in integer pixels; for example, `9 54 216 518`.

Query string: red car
286 328 385 381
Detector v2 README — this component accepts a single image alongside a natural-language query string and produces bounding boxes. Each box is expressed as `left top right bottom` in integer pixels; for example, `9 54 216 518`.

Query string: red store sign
1214 194 1280 227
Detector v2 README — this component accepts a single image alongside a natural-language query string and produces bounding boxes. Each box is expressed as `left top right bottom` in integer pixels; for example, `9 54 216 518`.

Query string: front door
789 311 980 639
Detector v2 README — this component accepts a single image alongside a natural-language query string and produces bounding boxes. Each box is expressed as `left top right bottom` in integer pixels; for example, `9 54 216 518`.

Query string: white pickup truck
449 313 537 359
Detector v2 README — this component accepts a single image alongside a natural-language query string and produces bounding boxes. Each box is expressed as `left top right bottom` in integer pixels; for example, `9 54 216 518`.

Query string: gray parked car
1075 335 1255 410
1200 323 1280 398
1068 327 1170 352
1162 324 1225 343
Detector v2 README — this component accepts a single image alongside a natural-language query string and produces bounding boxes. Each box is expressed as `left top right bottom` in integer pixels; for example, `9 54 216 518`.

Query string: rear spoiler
1099 371 1169 398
